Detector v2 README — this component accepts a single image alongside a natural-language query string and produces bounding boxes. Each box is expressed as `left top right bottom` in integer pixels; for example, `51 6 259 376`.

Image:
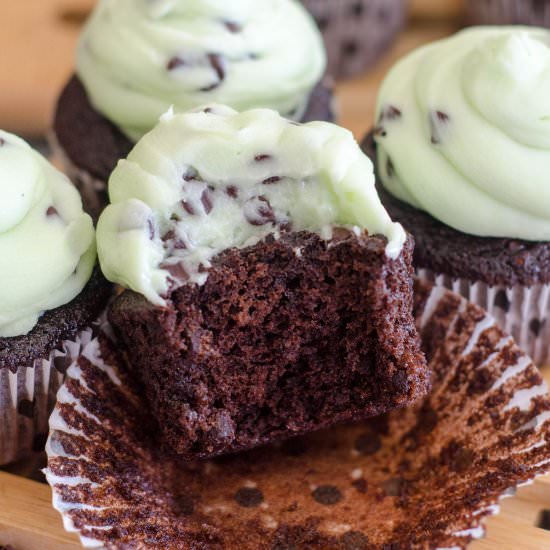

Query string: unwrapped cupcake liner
48 132 107 220
45 279 550 549
301 0 407 79
0 326 95 466
418 268 550 366
466 0 550 26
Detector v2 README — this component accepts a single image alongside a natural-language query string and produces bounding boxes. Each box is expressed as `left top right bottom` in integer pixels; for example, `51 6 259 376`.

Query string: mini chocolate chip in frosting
183 167 199 182
379 105 402 121
429 111 450 145
224 20 242 33
201 53 226 91
373 126 387 138
225 185 239 198
0 137 5 146
244 196 276 226
167 56 185 71
262 176 282 185
201 188 214 214
255 154 273 162
160 261 189 282
181 200 196 216
46 206 59 217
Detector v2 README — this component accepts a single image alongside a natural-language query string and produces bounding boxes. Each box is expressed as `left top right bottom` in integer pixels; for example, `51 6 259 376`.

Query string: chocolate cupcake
52 0 334 217
362 26 550 364
0 131 111 465
467 0 550 26
301 0 407 79
96 105 429 460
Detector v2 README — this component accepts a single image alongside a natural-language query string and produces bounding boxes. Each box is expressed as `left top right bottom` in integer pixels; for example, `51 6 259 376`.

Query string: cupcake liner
466 0 550 26
45 279 550 549
0 326 95 466
418 268 550 366
48 131 107 220
301 0 407 79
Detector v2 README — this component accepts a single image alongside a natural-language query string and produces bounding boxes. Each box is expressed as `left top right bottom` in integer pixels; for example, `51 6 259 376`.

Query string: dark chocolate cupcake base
362 131 550 365
0 269 111 465
52 76 336 218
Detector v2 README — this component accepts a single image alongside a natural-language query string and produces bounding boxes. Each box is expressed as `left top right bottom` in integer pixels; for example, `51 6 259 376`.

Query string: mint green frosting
0 131 96 337
96 106 405 305
375 26 550 241
77 0 326 141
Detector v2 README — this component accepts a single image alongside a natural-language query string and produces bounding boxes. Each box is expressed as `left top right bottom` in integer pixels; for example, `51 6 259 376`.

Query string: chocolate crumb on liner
45 280 550 549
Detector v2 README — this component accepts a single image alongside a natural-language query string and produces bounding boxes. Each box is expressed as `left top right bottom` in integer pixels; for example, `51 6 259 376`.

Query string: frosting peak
96 106 405 305
375 26 550 240
76 0 326 141
0 132 96 337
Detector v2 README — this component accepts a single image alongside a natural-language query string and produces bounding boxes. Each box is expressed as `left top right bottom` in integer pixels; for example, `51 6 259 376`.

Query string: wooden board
2 0 550 548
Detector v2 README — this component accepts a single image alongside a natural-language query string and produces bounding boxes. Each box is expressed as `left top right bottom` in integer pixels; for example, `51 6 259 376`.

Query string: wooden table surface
2 1 550 548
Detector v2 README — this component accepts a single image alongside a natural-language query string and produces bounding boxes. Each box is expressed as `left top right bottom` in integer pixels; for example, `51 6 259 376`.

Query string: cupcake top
96 105 405 305
375 26 550 241
77 0 326 141
0 132 96 337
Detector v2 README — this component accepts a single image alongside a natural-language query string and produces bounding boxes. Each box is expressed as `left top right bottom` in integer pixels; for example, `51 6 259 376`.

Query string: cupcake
52 0 332 217
96 105 429 460
301 0 407 79
362 26 550 364
0 131 111 465
467 0 550 26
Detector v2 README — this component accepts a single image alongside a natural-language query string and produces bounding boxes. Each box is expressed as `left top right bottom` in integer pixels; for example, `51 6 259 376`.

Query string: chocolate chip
53 355 73 374
373 125 387 138
494 290 510 312
147 219 156 240
167 56 185 71
380 105 402 122
255 154 272 162
244 196 276 226
224 20 242 33
183 167 199 182
340 531 369 550
201 188 214 214
160 262 189 282
203 107 213 114
226 185 239 198
181 200 196 216
46 206 58 217
530 318 545 336
312 485 342 505
382 477 406 497
430 110 450 145
354 433 381 456
206 53 225 83
18 399 35 418
262 176 281 185
0 137 5 146
234 487 264 508
386 157 395 178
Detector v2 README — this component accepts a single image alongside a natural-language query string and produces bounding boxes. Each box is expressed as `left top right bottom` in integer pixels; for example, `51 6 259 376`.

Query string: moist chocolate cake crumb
362 132 550 287
109 231 428 460
0 268 111 372
54 75 335 186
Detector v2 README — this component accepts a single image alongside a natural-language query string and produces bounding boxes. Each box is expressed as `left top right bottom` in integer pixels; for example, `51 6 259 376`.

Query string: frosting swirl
77 0 326 141
96 105 405 305
0 132 96 337
375 26 550 241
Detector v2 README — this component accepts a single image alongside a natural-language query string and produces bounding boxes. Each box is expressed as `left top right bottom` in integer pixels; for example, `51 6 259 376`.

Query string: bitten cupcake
301 0 407 78
52 0 331 216
362 26 550 364
96 105 429 460
0 131 110 465
467 0 550 26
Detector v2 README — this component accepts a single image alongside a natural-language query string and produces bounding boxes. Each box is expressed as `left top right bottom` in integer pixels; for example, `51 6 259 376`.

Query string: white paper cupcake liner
47 132 107 219
0 327 95 466
300 0 407 79
418 268 550 366
45 280 550 549
467 0 550 26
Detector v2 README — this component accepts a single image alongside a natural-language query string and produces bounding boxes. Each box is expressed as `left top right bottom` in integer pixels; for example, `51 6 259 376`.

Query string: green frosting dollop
0 131 96 337
96 105 405 305
375 26 550 241
77 0 326 141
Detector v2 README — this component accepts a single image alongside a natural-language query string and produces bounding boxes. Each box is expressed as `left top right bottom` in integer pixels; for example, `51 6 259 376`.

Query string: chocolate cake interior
110 231 428 460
